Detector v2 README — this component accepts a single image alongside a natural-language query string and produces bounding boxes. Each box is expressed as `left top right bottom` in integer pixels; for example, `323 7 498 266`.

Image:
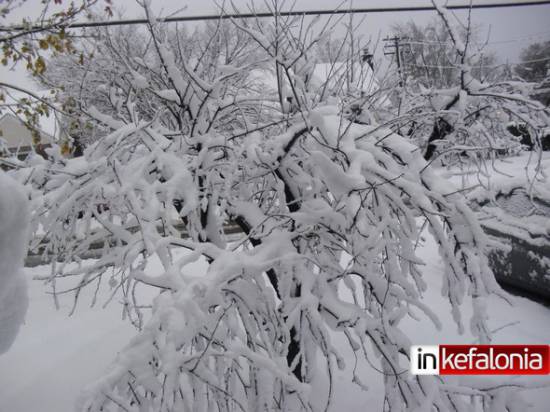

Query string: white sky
2 0 550 134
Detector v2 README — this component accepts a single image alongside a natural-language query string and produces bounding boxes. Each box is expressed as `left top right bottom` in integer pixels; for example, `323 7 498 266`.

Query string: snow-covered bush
14 1 548 411
0 171 29 354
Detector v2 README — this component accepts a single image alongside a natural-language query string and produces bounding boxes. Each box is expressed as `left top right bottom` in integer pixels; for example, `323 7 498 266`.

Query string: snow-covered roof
246 61 381 95
311 61 380 95
243 61 390 113
246 68 278 92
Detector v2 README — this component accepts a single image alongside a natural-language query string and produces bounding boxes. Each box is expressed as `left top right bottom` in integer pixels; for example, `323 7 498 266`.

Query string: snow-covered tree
391 19 498 89
0 0 112 137
516 40 550 106
390 3 550 166
35 17 267 155
13 1 549 411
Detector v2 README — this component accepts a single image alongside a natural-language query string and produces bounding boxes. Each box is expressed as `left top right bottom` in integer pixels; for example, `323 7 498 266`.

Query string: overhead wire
2 0 550 31
402 34 550 47
402 55 550 70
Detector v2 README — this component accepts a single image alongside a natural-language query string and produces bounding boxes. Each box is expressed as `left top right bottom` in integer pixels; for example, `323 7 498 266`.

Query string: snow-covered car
472 186 550 301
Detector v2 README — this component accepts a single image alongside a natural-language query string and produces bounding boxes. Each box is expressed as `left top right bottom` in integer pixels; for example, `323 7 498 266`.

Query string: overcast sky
2 0 550 133
146 0 550 62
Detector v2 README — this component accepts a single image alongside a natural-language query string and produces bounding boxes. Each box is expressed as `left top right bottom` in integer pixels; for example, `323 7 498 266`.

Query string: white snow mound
0 171 30 354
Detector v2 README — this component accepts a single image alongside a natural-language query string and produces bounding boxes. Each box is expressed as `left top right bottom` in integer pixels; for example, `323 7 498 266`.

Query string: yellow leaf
35 56 46 74
61 141 71 156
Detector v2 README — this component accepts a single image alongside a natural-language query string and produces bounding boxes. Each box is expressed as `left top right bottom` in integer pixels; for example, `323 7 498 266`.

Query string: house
311 60 379 97
310 53 391 122
0 113 51 162
245 51 388 118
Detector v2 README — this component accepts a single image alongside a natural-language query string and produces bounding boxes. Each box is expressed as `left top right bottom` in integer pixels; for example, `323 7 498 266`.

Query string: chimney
361 48 374 70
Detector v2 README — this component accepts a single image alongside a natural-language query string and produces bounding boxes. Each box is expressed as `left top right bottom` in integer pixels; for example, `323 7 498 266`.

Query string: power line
403 36 550 47
2 1 550 31
404 55 550 69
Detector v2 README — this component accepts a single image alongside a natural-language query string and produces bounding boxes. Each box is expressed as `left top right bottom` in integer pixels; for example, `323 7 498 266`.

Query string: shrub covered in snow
0 172 29 354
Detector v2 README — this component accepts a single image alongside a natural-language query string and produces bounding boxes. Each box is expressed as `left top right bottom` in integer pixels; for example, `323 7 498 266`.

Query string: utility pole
383 36 410 134
383 36 407 87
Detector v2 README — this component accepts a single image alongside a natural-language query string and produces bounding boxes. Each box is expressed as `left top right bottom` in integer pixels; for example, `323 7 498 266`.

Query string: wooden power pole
383 36 407 87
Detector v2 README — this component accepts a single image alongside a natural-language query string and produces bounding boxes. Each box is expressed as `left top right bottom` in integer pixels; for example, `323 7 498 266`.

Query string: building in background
0 113 51 162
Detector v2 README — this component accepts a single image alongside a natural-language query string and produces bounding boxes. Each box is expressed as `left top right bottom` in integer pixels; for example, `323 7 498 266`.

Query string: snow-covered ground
1 227 549 412
0 266 135 412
